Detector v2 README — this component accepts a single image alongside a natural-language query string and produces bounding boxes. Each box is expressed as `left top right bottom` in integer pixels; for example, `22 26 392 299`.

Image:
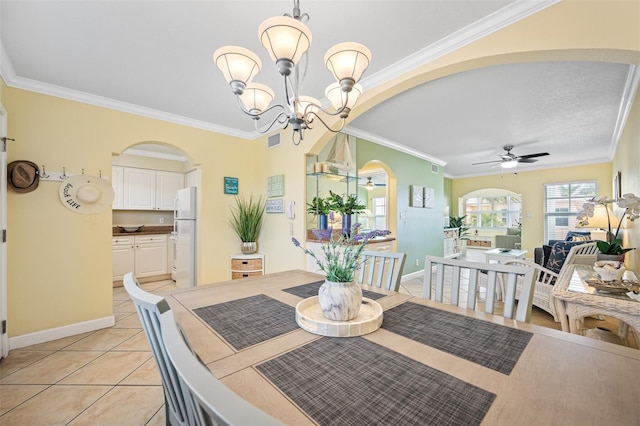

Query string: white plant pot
318 279 362 321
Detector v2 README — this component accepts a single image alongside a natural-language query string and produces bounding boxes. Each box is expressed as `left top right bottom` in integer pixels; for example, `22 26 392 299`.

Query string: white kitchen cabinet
135 234 168 277
111 166 124 209
155 171 184 210
112 234 168 281
119 167 184 210
112 236 135 281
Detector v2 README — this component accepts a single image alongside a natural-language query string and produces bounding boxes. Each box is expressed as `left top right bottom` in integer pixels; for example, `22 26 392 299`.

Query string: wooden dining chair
423 255 536 323
159 308 282 426
357 250 407 291
123 272 190 426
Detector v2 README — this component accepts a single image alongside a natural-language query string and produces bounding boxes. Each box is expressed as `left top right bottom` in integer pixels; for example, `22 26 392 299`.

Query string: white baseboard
401 270 424 282
9 316 116 350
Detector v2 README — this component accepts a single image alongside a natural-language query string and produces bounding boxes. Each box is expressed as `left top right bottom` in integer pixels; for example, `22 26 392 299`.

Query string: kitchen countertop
112 225 174 236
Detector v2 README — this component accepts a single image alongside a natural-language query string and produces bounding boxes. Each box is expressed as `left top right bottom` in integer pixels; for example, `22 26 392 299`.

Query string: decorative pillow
546 241 587 274
542 245 553 269
565 231 591 242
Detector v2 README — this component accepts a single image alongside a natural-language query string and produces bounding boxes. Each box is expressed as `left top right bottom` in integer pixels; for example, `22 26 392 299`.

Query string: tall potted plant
327 190 366 237
307 196 331 230
229 194 266 254
449 215 472 255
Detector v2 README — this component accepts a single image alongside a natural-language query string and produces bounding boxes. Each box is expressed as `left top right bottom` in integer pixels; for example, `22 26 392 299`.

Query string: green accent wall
356 138 445 274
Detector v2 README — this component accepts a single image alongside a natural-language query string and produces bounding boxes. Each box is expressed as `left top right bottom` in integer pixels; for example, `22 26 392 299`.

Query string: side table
230 254 265 279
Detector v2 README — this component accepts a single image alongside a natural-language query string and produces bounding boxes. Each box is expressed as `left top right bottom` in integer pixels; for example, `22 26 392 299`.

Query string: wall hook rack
38 166 109 182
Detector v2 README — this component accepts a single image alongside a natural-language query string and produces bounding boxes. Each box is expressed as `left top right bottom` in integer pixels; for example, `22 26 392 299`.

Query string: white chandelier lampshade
325 83 362 117
213 46 262 95
258 16 312 75
325 42 371 91
501 160 518 169
294 96 321 116
212 1 371 144
239 83 275 115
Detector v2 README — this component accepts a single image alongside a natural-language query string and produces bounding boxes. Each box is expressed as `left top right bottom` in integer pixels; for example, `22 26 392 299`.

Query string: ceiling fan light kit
213 0 371 145
472 144 550 169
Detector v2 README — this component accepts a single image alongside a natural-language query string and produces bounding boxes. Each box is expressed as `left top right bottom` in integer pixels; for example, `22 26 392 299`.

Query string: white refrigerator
173 187 197 288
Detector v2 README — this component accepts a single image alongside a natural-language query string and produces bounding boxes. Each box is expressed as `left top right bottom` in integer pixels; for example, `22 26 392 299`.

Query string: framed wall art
410 185 424 207
424 187 435 208
224 176 238 195
266 199 284 213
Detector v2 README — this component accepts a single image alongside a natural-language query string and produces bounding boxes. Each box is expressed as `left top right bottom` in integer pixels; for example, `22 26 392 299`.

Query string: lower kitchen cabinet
230 254 264 279
113 234 168 281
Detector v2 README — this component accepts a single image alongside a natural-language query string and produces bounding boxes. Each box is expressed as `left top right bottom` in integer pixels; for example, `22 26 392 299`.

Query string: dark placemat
257 337 495 426
382 302 532 375
193 294 297 351
283 280 387 300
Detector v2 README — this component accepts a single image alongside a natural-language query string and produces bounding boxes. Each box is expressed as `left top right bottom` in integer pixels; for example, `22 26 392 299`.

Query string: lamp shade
238 83 275 114
324 42 371 86
258 16 311 65
293 96 320 116
501 160 518 169
213 46 261 88
325 82 362 111
580 204 620 230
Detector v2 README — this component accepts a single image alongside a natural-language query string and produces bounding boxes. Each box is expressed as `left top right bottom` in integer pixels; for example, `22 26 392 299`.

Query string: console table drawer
231 271 263 279
231 258 263 271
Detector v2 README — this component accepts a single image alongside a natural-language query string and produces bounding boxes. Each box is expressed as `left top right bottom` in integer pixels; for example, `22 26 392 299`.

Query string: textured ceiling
1 1 637 177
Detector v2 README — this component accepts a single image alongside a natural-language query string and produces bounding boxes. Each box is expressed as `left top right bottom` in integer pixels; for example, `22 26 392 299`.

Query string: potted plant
292 229 390 321
449 215 472 254
229 194 266 254
577 193 639 260
307 196 331 230
327 190 366 236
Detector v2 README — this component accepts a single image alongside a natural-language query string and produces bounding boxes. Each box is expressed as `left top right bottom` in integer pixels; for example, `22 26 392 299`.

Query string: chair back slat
159 309 282 426
123 273 190 426
357 251 406 292
423 256 536 323
564 242 599 266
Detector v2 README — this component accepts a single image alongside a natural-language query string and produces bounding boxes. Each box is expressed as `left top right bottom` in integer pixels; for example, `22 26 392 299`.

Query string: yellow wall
612 89 640 272
3 0 639 341
5 88 258 336
452 163 613 256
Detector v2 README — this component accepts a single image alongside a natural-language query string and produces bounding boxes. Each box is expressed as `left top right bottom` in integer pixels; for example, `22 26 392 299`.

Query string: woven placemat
382 302 532 375
257 337 495 426
283 280 387 300
193 294 297 351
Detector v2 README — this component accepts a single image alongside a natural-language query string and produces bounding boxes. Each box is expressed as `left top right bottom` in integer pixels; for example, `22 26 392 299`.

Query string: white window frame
544 181 598 242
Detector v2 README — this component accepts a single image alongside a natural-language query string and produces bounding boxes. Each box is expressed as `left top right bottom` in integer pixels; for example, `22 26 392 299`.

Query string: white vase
318 279 362 321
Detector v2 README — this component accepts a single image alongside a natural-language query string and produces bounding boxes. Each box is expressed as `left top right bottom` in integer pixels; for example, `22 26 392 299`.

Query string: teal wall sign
224 177 238 194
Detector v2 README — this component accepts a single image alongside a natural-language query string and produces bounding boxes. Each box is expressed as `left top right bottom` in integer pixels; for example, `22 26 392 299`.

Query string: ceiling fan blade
517 158 537 163
472 160 502 165
518 152 549 159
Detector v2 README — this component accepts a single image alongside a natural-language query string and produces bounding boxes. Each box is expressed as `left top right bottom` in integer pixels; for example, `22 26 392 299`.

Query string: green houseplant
448 215 472 240
327 190 365 236
307 196 331 229
229 194 266 254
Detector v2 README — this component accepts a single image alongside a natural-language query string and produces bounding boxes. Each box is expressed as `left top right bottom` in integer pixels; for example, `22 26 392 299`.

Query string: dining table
165 269 640 426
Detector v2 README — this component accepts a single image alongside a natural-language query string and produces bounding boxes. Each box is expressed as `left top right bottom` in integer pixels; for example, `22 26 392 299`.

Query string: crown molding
360 0 560 90
608 64 640 159
344 126 447 166
122 148 187 162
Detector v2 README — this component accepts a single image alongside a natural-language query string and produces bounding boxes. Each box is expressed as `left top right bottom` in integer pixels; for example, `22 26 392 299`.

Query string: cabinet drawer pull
242 261 248 265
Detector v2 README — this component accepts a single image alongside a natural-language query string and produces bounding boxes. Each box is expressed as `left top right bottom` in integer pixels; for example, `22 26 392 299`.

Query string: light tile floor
0 250 635 424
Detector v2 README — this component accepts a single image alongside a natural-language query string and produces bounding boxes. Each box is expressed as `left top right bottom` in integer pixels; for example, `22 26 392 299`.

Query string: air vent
267 133 281 149
431 164 439 174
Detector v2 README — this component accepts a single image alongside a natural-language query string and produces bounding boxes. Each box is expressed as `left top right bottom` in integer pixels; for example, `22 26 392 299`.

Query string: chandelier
213 0 371 145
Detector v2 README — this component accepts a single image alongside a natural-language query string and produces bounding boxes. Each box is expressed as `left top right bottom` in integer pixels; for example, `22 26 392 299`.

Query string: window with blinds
544 181 597 242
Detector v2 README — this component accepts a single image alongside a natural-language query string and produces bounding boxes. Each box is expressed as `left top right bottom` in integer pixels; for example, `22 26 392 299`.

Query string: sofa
534 231 592 269
494 228 521 249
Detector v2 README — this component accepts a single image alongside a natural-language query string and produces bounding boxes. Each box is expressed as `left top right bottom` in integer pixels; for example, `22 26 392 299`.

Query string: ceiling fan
472 145 549 168
360 177 386 190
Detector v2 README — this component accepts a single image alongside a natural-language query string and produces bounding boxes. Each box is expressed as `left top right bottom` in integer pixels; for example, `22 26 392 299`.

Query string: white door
174 220 196 287
135 243 168 277
1 103 8 358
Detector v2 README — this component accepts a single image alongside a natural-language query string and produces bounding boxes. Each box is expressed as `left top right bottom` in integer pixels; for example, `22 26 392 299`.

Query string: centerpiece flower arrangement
576 193 639 257
292 226 391 321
